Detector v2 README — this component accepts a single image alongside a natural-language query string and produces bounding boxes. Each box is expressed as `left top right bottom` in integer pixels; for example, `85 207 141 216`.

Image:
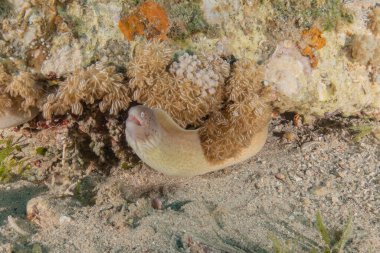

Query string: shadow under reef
0 183 47 225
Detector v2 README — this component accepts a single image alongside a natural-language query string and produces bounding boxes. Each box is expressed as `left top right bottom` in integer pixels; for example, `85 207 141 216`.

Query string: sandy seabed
0 116 379 253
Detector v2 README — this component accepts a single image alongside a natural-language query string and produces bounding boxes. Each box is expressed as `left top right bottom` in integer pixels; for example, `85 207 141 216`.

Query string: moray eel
125 105 268 177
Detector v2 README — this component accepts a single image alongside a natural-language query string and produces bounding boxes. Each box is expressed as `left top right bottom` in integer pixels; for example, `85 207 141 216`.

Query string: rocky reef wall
0 0 378 123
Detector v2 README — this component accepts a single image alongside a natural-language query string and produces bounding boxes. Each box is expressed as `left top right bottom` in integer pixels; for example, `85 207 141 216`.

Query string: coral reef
62 0 125 66
265 41 311 99
200 59 273 162
369 6 380 35
1 0 127 75
266 0 353 31
259 0 380 122
269 32 380 122
169 52 225 97
119 1 169 41
128 40 229 127
0 0 58 63
40 44 83 78
0 62 43 125
5 71 43 112
164 1 209 40
0 0 12 18
299 27 326 68
201 0 241 25
0 0 378 181
43 63 130 119
350 34 380 66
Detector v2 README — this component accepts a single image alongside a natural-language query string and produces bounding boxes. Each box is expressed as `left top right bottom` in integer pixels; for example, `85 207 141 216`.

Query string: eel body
125 105 268 177
0 103 39 129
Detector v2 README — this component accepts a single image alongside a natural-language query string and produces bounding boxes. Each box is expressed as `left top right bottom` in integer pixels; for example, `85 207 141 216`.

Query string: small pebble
59 215 72 224
151 198 162 210
334 170 345 178
292 175 303 182
313 186 331 196
275 173 286 181
282 131 297 142
255 179 264 189
331 196 339 204
302 198 311 207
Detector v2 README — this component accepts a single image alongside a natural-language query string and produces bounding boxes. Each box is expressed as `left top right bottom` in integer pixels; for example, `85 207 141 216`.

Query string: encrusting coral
43 63 130 119
128 40 230 128
350 34 380 66
118 1 169 41
165 1 209 40
298 27 326 68
369 6 380 36
265 41 311 100
199 59 273 162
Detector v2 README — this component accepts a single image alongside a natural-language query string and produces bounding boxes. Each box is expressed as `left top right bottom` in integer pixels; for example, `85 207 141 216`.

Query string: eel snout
125 105 157 143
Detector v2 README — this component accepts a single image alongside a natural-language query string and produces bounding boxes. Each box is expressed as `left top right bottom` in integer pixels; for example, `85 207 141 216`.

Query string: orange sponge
118 1 169 41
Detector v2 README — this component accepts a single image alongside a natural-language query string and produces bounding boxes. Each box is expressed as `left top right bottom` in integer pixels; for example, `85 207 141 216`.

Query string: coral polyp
200 59 273 162
43 63 130 119
169 53 229 97
0 63 43 116
127 40 229 128
6 72 43 112
0 62 43 128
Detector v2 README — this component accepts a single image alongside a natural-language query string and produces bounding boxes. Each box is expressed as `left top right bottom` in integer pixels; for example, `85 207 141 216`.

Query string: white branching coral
128 40 230 127
43 63 130 119
169 53 229 97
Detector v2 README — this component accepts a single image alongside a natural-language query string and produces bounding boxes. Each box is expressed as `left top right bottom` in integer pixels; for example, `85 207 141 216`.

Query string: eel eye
140 112 145 118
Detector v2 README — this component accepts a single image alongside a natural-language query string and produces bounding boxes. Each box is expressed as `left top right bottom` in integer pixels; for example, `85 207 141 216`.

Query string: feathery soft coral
127 40 229 128
0 63 43 116
43 63 130 119
199 59 273 162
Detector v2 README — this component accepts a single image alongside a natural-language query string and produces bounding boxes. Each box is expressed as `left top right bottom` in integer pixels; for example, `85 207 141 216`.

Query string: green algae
0 137 29 183
269 211 353 253
267 0 353 30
